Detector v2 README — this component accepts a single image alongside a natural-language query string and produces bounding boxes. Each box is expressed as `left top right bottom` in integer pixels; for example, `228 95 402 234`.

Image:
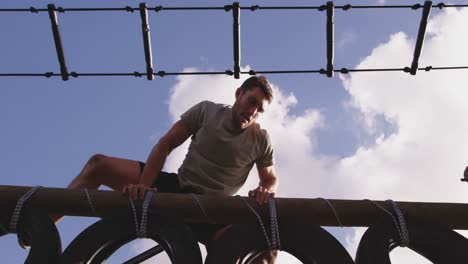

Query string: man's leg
212 226 277 264
210 226 277 264
254 250 278 264
52 154 142 223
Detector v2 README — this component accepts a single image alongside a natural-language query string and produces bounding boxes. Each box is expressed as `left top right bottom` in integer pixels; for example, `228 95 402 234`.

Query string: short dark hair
239 76 273 103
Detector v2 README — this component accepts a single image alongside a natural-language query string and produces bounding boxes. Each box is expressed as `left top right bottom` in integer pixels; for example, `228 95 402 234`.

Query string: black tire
11 208 62 264
355 219 468 264
205 217 355 264
0 218 8 237
61 212 202 264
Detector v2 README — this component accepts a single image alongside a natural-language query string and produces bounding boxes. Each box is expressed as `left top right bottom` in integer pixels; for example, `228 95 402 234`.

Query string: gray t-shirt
177 100 274 195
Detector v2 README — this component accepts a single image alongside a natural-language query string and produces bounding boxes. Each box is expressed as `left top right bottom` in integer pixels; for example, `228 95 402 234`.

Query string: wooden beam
1 185 468 229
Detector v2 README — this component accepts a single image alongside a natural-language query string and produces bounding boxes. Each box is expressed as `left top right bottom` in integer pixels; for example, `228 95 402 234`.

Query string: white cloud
134 7 468 263
337 7 468 202
337 7 468 262
338 30 357 49
389 247 434 264
345 227 365 259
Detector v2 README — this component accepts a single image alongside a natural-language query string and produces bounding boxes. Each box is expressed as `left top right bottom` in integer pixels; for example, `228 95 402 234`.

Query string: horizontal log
1 185 468 230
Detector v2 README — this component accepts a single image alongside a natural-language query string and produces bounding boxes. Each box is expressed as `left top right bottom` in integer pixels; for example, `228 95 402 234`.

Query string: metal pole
2 185 468 229
410 1 432 75
47 4 69 81
232 2 241 79
139 3 154 80
326 1 334 78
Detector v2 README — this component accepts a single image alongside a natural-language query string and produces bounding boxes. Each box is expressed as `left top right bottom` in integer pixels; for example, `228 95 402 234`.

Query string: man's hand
248 186 275 205
122 183 157 200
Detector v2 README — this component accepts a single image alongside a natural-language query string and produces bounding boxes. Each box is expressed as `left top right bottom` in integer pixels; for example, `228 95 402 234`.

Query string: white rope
129 198 140 236
367 199 402 239
84 188 97 216
239 196 282 250
268 198 281 250
366 199 410 247
129 192 153 238
239 196 272 249
387 199 410 247
320 198 344 228
9 186 41 233
139 192 153 237
190 193 214 223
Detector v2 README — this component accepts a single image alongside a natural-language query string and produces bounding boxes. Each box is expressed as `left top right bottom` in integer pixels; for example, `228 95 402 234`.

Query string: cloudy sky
2 0 468 263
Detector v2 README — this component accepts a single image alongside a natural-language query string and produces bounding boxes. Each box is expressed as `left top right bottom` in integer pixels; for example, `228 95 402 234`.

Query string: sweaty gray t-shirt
177 100 274 196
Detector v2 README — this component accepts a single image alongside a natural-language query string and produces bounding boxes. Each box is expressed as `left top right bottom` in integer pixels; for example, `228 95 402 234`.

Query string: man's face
232 86 270 129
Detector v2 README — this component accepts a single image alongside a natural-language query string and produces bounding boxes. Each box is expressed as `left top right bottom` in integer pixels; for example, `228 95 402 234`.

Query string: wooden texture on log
1 185 468 229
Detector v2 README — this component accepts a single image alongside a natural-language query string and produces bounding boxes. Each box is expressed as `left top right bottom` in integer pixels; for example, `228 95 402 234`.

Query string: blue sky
2 0 468 263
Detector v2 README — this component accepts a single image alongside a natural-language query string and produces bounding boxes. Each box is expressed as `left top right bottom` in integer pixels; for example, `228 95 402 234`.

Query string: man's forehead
248 91 267 101
248 86 269 101
246 90 270 111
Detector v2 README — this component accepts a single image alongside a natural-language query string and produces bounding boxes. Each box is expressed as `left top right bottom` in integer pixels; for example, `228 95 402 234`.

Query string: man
62 76 278 263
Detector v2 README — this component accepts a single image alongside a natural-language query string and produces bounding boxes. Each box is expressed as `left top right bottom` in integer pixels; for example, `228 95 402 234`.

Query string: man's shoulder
199 100 229 108
197 100 229 112
249 123 274 160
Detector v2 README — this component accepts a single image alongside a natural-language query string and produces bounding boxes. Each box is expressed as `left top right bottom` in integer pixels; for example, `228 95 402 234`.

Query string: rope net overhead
1 1 468 81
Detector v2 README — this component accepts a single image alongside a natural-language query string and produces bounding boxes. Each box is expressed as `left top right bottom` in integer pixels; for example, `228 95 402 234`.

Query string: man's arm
124 119 192 200
249 165 278 205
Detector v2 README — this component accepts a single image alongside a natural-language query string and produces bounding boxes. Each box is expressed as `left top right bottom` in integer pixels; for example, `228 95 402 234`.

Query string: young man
63 76 278 262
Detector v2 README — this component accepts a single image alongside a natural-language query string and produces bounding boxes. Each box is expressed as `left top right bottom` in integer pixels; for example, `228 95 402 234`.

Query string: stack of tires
4 209 468 263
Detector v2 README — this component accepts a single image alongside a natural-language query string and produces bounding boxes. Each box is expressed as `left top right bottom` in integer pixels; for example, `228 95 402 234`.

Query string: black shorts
138 162 181 192
138 161 225 245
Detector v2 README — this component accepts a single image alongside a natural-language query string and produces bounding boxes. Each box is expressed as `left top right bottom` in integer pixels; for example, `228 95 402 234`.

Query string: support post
139 3 154 80
326 1 334 78
47 4 69 81
232 2 241 79
410 1 432 75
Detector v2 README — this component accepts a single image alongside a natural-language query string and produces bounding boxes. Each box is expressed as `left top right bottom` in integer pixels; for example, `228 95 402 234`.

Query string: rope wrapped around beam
2 186 468 229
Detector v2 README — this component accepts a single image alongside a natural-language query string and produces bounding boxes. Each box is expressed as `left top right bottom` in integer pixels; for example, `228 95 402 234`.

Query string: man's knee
88 154 106 165
85 154 108 176
255 250 277 264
